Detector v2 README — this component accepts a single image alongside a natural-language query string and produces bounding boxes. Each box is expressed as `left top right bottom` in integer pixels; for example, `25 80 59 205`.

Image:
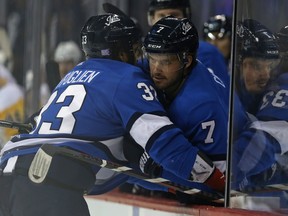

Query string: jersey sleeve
113 70 199 180
232 126 281 189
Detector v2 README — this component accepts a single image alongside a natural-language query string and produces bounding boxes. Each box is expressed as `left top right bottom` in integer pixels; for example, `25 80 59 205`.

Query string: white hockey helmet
54 41 82 63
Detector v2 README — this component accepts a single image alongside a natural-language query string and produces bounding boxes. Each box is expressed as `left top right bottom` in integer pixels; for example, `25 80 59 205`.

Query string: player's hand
18 122 33 134
22 109 41 133
143 157 163 178
189 151 225 193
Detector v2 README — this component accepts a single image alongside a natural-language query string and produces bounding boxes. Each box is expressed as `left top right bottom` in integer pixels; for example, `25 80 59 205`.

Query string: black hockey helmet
80 14 141 61
203 14 232 40
275 25 288 73
144 16 199 57
148 0 191 19
276 25 288 53
236 19 279 61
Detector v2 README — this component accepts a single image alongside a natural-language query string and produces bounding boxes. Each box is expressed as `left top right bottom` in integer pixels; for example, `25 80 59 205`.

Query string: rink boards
85 189 286 216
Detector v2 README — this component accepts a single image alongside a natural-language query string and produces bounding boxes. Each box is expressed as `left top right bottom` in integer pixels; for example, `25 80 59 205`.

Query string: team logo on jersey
105 14 120 26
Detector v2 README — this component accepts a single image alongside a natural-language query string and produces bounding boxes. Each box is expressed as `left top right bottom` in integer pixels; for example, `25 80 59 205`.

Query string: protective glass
229 0 288 212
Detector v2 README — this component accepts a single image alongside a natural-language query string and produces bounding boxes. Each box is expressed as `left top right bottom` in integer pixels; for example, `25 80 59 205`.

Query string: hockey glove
23 108 42 133
189 151 225 193
140 151 163 178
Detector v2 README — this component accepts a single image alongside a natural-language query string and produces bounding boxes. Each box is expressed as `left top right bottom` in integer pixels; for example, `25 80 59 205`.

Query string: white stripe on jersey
0 137 92 156
101 137 126 161
250 120 288 155
130 114 173 149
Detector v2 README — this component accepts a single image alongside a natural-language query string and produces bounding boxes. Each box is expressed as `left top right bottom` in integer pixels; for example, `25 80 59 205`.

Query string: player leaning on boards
0 14 225 216
232 19 287 191
143 15 228 192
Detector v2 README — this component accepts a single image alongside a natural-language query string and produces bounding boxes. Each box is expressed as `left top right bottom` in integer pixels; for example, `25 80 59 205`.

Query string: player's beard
159 66 187 101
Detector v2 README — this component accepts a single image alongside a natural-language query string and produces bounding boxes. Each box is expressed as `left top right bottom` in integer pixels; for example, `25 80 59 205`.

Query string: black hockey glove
140 151 163 178
17 122 33 134
22 108 42 133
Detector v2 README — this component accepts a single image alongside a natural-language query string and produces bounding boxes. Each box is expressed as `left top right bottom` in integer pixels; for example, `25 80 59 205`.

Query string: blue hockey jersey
232 72 288 190
0 58 212 194
164 61 229 173
197 41 230 88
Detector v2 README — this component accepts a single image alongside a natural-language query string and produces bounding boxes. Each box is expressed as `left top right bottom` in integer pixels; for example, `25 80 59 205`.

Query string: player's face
241 58 277 94
150 8 184 25
148 53 184 90
205 34 231 60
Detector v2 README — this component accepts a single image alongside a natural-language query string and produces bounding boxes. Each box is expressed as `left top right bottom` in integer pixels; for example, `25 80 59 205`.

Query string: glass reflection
231 0 288 212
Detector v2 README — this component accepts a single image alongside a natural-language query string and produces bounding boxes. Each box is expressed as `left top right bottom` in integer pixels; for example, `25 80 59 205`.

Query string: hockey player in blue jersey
231 19 284 191
256 26 288 181
147 0 230 87
253 25 288 178
234 19 280 115
0 14 226 216
144 15 228 180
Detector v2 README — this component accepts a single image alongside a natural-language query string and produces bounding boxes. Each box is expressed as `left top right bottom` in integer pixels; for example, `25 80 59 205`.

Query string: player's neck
164 77 187 103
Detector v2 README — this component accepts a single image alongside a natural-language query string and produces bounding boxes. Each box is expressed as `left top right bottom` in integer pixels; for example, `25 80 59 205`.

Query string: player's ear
184 55 193 69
